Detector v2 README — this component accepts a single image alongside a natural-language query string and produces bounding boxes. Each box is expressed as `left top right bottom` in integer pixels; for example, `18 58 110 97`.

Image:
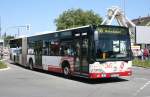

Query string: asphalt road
0 61 150 97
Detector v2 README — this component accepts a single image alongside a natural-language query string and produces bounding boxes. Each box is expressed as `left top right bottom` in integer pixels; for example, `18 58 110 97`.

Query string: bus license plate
111 74 119 77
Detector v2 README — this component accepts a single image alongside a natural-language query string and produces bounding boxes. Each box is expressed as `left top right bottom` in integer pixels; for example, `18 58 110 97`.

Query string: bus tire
29 59 34 70
63 66 70 76
62 62 71 77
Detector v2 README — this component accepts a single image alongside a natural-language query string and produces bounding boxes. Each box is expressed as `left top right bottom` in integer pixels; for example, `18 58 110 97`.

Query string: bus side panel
19 54 22 64
22 38 28 66
42 56 62 72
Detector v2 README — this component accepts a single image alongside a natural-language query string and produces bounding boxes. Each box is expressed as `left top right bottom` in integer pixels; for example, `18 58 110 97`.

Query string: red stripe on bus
48 65 60 68
48 65 62 73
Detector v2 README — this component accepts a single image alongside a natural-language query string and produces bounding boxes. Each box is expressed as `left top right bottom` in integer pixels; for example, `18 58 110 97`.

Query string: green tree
55 8 103 30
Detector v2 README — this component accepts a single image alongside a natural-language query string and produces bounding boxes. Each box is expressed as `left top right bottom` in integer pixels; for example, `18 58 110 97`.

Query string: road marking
133 80 150 96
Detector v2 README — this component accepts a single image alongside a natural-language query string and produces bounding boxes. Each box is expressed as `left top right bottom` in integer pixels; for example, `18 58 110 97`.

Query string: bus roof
28 25 91 37
10 25 128 40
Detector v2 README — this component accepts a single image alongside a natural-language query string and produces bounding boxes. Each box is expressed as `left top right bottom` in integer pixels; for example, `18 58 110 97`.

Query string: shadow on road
70 77 128 84
11 62 128 84
40 70 128 84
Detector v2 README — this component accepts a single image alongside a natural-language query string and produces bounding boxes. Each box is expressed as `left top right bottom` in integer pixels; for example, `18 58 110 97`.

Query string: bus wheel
63 66 70 77
29 60 33 70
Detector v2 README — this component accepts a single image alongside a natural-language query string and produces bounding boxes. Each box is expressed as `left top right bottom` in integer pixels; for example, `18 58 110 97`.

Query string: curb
133 65 150 69
0 67 10 71
0 59 7 61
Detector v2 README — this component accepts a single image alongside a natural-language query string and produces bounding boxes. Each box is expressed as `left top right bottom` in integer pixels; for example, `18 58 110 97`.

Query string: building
132 16 150 50
132 16 150 26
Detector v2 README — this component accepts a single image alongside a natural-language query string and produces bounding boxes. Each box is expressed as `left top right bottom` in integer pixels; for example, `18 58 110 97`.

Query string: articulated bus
9 25 132 79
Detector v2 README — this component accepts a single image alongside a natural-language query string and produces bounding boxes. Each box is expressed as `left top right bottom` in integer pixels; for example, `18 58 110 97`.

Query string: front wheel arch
61 61 70 69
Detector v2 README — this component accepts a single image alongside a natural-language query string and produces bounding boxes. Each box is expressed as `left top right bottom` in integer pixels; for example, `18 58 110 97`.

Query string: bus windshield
95 26 131 61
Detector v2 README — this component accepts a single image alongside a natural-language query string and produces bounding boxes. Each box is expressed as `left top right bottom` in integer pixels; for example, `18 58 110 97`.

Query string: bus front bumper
89 71 132 79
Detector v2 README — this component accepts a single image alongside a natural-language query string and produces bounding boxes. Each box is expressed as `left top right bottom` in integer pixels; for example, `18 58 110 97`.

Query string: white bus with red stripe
9 25 132 79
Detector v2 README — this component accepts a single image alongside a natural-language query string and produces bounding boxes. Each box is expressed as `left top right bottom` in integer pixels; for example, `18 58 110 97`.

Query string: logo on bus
104 63 113 69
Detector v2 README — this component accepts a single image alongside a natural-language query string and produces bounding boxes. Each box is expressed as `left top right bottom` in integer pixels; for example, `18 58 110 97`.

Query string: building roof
132 16 150 26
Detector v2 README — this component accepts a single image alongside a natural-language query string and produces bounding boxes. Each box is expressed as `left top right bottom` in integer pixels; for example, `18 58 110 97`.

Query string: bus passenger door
34 40 42 69
74 32 89 74
74 39 81 72
80 36 89 73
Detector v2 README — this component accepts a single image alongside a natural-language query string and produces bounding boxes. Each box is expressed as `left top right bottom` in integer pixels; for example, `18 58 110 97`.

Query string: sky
0 0 150 37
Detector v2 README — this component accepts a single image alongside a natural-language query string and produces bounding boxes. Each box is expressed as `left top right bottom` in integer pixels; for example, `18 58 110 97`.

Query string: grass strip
133 59 150 68
0 61 7 69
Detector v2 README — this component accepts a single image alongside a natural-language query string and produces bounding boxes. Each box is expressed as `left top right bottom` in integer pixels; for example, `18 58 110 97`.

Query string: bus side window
65 45 74 56
60 44 65 56
28 41 35 54
42 41 49 55
60 42 74 56
49 41 60 56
